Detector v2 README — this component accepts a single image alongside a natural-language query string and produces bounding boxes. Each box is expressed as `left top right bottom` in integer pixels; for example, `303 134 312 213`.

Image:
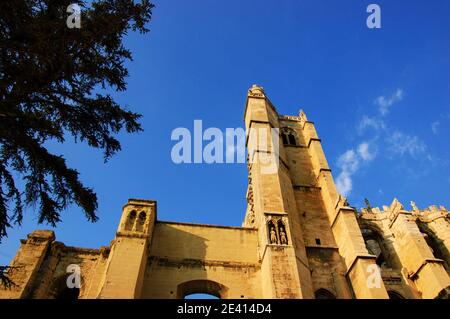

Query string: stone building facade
1 85 449 299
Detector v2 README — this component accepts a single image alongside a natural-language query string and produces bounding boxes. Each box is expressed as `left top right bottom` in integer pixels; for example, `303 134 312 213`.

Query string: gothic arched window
288 133 296 145
281 133 288 145
124 210 137 230
361 228 390 268
281 128 298 146
419 228 450 273
134 211 146 232
49 275 80 299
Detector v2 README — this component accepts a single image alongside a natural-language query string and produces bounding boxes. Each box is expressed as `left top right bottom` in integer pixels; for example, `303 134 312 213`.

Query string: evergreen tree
0 0 154 241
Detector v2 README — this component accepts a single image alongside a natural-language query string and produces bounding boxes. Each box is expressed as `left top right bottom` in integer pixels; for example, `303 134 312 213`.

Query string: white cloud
431 121 440 135
335 142 375 196
338 149 360 173
358 115 386 133
337 88 437 196
336 150 359 196
387 131 426 157
336 171 353 197
358 142 376 161
375 89 403 116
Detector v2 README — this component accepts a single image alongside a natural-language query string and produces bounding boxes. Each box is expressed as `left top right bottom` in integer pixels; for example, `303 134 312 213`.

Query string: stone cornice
149 256 260 270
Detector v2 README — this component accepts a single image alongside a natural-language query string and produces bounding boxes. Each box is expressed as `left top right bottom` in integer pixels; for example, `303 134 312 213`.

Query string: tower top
248 84 265 98
299 109 308 122
251 83 263 90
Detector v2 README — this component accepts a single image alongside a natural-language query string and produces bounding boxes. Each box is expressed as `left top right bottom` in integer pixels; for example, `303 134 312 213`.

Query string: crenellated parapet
357 198 450 298
359 200 449 223
415 205 449 223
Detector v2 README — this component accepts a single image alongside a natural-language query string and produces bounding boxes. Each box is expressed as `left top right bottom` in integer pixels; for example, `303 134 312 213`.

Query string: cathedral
1 85 449 299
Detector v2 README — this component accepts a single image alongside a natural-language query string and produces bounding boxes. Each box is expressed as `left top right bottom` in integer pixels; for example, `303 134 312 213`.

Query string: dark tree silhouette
0 266 18 288
0 0 154 242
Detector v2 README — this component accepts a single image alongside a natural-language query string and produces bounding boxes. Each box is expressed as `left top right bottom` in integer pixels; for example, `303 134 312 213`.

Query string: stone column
244 85 314 298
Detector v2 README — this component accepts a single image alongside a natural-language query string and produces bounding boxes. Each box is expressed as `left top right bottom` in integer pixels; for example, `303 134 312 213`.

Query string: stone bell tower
97 199 156 298
242 84 314 298
242 84 389 299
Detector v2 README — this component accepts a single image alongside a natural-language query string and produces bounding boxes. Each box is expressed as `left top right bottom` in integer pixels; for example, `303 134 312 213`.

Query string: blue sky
1 0 449 264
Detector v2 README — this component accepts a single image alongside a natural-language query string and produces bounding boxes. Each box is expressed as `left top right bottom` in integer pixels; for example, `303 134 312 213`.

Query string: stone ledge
305 245 339 250
293 185 321 191
157 220 257 231
148 256 260 270
307 137 321 148
116 231 151 239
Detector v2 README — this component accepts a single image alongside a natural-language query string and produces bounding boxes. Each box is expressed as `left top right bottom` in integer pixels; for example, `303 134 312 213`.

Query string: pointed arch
360 227 391 268
280 127 298 146
47 275 80 299
125 210 137 231
176 280 228 299
417 224 450 273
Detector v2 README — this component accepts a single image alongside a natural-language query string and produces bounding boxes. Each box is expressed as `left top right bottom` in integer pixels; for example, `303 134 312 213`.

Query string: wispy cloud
338 87 437 197
336 171 353 197
358 115 386 133
431 121 440 135
387 131 426 157
336 142 376 196
336 151 358 197
358 142 376 161
375 89 403 116
338 149 360 174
